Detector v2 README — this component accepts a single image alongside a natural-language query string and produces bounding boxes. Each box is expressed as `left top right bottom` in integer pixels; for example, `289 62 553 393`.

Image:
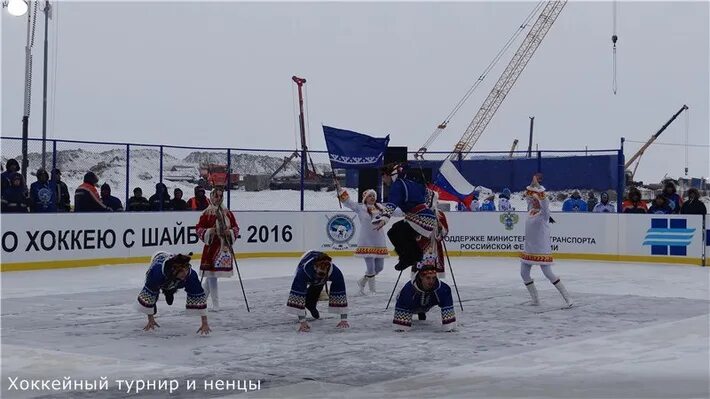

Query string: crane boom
624 104 688 170
509 139 519 157
449 1 567 160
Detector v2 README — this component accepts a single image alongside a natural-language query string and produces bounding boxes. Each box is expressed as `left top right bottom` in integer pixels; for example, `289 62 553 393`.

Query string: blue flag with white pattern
323 125 390 169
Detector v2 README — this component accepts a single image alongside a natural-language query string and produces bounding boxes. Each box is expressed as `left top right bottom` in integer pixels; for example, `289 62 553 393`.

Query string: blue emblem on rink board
642 218 695 256
326 214 355 244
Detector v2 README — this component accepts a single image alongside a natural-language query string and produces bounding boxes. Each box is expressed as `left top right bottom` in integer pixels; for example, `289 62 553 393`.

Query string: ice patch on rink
2 257 708 398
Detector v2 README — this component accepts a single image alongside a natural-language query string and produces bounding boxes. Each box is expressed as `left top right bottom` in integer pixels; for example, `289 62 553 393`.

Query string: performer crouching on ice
521 174 573 308
393 253 456 332
286 251 349 332
196 187 239 310
337 187 388 295
136 252 210 334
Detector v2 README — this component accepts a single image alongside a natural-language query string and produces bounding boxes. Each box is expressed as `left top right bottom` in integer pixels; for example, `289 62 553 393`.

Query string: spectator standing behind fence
1 172 30 213
498 188 515 211
171 188 188 211
100 183 124 211
75 172 111 212
50 169 71 212
1 159 20 191
29 168 57 213
680 188 707 215
187 186 209 211
562 191 588 212
586 191 598 212
127 187 151 212
479 195 496 211
661 181 683 214
648 194 672 214
150 182 173 211
592 191 615 213
622 188 647 214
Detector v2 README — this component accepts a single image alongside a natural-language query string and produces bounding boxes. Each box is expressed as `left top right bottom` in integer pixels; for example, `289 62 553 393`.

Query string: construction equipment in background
625 104 689 184
269 76 338 192
509 139 519 157
449 1 567 160
413 1 567 160
198 162 240 190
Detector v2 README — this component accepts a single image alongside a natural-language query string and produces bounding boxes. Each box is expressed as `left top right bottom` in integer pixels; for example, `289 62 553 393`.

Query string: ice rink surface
1 257 708 398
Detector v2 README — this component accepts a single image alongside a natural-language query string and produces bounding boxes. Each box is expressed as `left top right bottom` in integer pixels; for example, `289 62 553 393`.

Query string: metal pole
226 148 231 209
537 150 542 173
617 137 625 213
125 144 130 208
51 139 56 171
159 145 164 211
21 8 33 184
527 116 534 158
41 1 50 170
293 76 307 211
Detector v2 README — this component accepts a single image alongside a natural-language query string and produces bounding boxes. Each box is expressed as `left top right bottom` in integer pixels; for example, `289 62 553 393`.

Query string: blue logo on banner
642 218 695 256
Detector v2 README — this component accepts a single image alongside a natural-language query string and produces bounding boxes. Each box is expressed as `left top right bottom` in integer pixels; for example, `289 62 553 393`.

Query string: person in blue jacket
286 251 350 332
479 194 497 211
393 253 456 332
373 163 437 271
136 251 210 335
562 191 588 212
648 194 673 214
29 168 57 213
661 181 683 214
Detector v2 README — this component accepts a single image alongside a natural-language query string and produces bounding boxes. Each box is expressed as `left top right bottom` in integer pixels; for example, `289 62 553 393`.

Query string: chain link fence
1 137 626 213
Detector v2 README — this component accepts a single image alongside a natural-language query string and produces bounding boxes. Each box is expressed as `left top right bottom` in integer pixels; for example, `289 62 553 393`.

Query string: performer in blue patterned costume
286 251 350 332
136 251 210 335
374 163 438 271
393 253 457 332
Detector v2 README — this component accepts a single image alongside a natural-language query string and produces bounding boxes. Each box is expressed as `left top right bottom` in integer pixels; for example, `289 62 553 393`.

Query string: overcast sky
2 1 708 183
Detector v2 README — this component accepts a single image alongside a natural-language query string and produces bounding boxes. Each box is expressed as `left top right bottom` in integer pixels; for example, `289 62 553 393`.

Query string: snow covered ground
1 257 708 398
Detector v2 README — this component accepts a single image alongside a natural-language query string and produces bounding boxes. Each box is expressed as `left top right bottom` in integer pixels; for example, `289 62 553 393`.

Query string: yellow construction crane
414 1 567 160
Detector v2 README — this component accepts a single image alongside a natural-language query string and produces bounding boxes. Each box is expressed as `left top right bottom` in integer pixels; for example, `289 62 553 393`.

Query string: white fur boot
553 280 573 308
525 281 540 306
367 275 376 294
357 276 367 295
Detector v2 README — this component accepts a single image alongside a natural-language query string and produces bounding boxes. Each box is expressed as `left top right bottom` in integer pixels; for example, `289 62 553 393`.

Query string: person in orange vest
187 186 210 211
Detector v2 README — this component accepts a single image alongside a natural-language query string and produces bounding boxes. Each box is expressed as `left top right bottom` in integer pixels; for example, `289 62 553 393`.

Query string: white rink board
0 211 705 268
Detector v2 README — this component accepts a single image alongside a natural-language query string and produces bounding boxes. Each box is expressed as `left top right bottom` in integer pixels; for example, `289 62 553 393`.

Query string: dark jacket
680 198 707 215
171 198 188 211
51 179 71 212
100 184 124 211
149 183 172 211
75 182 110 212
127 195 151 212
1 172 30 213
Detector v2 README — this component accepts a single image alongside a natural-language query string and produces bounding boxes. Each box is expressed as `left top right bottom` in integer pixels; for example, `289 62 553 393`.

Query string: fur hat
164 252 193 279
362 189 377 203
415 253 438 277
525 175 546 197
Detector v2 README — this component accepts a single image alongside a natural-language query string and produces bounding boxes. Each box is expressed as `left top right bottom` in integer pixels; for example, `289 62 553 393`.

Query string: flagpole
323 124 342 209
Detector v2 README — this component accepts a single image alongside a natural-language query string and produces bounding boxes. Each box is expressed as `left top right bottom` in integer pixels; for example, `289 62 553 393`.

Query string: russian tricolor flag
429 159 476 210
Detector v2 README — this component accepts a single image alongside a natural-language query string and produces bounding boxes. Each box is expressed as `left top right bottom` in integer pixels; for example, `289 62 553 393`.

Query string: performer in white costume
520 174 573 308
338 188 389 294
